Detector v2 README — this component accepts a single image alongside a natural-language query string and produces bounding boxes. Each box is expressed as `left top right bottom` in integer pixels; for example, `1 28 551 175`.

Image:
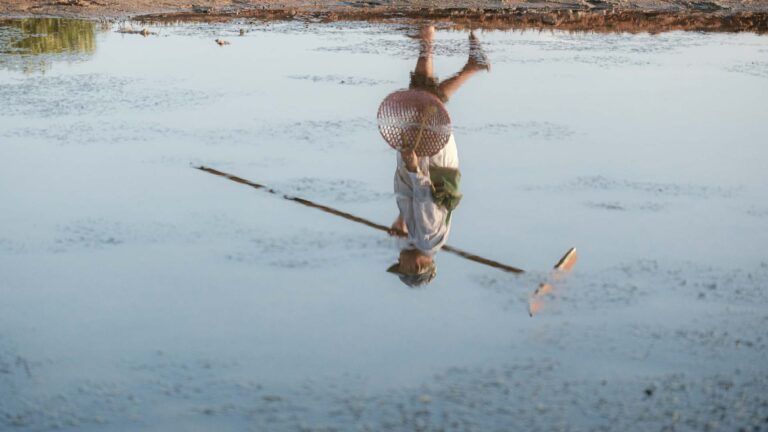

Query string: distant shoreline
1 0 767 34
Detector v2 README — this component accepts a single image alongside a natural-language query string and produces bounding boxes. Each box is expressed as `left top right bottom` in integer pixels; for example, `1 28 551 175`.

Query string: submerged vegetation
0 18 97 73
1 18 96 54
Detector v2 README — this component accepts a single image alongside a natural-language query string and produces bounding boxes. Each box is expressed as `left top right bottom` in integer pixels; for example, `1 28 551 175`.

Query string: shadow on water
0 18 97 73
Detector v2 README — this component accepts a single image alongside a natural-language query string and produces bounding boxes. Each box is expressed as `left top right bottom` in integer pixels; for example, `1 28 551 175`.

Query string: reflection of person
387 25 490 287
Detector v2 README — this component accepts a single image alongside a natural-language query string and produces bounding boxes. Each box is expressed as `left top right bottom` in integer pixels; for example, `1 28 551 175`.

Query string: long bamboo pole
195 165 524 274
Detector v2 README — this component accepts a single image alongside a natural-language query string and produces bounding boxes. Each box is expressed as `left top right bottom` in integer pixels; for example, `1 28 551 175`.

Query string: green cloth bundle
429 166 462 223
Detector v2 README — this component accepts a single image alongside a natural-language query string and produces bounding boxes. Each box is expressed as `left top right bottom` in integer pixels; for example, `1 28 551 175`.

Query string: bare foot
407 24 435 55
407 25 435 41
466 31 491 72
420 25 435 41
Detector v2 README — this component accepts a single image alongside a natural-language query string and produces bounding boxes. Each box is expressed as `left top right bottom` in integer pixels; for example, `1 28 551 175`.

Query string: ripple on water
0 74 221 118
523 175 739 199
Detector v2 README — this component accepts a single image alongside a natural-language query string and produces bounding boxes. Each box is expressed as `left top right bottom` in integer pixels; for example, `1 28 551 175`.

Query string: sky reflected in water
1 18 767 431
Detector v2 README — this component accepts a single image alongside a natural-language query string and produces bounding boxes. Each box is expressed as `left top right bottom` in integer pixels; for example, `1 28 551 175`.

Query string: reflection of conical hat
377 89 452 157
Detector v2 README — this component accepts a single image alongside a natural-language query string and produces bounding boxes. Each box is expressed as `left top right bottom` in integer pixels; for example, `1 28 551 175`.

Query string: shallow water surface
1 18 767 431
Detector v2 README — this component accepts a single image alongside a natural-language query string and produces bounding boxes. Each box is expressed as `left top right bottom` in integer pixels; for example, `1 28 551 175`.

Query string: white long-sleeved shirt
394 134 459 256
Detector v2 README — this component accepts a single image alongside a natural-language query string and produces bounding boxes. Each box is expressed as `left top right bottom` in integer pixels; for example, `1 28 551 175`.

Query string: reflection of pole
195 165 525 274
528 247 578 317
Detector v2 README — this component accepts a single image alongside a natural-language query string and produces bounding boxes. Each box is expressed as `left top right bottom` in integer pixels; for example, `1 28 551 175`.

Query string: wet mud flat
1 17 768 432
3 0 768 33
138 9 768 35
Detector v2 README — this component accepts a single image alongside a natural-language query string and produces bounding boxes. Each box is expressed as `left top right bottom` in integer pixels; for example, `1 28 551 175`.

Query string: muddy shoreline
2 1 768 33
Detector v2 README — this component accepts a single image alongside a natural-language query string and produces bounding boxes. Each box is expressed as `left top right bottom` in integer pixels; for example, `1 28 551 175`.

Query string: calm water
1 18 767 431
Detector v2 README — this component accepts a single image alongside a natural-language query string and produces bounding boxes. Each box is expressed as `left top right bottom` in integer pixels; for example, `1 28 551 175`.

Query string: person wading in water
387 25 490 287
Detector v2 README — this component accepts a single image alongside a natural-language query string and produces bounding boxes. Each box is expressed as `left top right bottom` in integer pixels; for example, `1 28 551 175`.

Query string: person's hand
401 149 418 173
389 216 408 238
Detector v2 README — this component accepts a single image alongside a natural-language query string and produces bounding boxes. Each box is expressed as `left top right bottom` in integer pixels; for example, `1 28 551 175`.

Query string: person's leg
437 67 481 100
437 31 490 99
467 30 491 70
413 25 435 78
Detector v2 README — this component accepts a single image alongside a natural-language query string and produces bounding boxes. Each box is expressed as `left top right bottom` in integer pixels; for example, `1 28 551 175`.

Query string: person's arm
391 156 412 237
401 150 432 196
409 187 449 255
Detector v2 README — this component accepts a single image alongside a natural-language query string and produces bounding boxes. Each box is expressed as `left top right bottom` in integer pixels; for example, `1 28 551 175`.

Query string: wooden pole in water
194 165 525 274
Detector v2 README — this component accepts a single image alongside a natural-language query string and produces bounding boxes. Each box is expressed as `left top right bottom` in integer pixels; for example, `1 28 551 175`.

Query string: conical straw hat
377 89 452 157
